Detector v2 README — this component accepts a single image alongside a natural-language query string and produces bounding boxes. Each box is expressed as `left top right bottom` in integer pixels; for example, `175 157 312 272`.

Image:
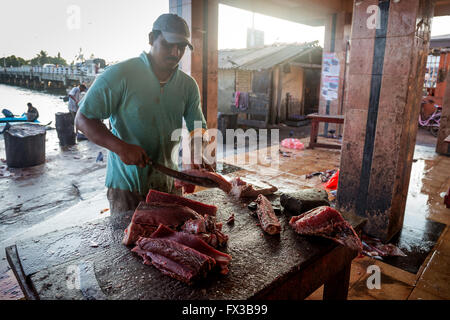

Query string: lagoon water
0 83 69 125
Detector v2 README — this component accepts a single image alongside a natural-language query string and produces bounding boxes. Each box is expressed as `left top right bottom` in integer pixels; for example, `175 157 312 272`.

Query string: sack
2 109 14 118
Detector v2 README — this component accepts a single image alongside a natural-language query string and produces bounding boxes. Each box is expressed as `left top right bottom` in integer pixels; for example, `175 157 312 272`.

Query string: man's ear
149 32 154 45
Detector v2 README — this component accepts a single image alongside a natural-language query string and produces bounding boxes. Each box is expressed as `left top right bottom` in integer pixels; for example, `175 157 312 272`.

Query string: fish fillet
132 237 215 284
146 189 217 216
150 224 232 275
289 206 363 252
122 201 202 246
230 177 278 198
255 194 281 235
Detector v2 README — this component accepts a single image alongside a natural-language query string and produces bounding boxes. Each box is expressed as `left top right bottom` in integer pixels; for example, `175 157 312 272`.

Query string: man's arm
75 112 149 168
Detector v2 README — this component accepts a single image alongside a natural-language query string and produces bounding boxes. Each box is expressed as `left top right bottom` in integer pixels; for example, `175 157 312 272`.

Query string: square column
337 0 435 242
170 0 219 130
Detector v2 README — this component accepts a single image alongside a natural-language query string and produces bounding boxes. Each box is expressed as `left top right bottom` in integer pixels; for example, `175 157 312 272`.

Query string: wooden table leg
308 120 318 149
323 264 351 300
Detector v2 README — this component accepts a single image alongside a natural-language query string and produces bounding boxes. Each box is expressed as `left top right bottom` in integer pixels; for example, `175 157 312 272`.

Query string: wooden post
169 0 219 130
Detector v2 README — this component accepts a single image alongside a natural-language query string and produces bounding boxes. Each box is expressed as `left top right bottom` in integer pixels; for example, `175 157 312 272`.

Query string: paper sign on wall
321 53 340 101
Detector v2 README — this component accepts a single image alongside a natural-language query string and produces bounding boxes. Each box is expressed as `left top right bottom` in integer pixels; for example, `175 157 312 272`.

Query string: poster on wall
322 76 339 100
321 52 340 101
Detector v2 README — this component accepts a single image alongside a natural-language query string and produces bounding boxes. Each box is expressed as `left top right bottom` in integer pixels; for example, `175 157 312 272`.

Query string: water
0 84 69 125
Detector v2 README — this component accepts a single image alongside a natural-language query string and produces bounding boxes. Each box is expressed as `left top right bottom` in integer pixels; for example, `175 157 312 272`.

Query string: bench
306 113 345 149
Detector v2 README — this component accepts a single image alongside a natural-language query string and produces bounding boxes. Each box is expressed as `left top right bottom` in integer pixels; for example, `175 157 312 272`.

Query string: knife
148 160 220 189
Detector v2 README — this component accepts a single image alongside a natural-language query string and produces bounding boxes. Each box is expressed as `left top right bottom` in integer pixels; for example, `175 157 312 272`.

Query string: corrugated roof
430 34 450 48
219 42 320 71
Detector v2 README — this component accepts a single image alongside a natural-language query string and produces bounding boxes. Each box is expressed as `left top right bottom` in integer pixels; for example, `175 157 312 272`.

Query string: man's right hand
117 143 150 168
75 112 150 168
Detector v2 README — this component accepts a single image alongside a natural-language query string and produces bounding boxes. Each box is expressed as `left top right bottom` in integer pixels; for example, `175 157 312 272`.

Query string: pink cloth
234 92 241 108
281 138 304 150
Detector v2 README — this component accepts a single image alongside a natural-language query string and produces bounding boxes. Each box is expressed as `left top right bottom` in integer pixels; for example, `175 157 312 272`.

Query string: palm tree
38 50 48 65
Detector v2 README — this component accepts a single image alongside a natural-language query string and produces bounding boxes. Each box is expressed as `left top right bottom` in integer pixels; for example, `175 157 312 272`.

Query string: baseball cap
152 13 193 50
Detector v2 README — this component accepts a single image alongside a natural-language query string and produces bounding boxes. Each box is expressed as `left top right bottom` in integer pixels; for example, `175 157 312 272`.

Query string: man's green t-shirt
78 52 207 195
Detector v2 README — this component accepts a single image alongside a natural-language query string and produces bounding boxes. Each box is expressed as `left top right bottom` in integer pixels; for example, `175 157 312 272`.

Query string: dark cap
152 13 193 50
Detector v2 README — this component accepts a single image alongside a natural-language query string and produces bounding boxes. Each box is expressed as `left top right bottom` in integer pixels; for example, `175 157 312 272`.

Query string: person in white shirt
68 84 87 138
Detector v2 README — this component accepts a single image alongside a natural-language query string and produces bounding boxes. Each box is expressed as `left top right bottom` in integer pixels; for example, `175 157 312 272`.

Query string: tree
49 52 67 66
29 51 68 66
2 55 27 67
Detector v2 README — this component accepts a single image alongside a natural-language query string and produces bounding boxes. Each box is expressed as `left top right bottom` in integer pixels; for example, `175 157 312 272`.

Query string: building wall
280 65 304 120
218 69 235 113
236 70 252 92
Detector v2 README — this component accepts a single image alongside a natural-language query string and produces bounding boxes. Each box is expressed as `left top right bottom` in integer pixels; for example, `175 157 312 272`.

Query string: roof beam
219 0 347 26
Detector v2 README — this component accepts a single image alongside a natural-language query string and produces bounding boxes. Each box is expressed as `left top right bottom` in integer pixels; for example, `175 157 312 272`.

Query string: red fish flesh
230 177 278 198
174 179 196 194
132 237 215 284
289 206 363 252
181 169 232 193
181 215 229 247
146 189 217 216
122 202 202 246
255 194 281 235
150 224 232 275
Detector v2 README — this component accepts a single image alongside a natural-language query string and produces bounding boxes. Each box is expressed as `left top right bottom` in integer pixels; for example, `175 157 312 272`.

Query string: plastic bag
324 170 339 190
281 138 304 150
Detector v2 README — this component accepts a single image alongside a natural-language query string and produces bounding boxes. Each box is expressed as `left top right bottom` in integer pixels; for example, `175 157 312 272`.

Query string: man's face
150 33 187 71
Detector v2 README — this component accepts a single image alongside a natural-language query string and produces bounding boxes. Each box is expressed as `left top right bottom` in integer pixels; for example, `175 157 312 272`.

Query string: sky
1 1 449 64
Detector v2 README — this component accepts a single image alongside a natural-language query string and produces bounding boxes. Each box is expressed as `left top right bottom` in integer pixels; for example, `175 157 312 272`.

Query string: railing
0 65 99 77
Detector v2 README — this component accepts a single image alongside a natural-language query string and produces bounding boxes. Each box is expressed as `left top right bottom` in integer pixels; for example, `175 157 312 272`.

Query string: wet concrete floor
0 128 108 299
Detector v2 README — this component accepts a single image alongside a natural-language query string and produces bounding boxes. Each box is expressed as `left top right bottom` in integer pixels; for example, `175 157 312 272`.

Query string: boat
0 114 40 123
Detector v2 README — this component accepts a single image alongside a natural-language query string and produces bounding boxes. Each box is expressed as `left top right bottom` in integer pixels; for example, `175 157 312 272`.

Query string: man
75 13 208 216
25 103 39 122
68 83 87 139
68 84 87 118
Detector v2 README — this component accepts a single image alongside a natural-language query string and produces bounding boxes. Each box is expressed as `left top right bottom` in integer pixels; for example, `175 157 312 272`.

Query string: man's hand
117 143 149 168
75 112 150 168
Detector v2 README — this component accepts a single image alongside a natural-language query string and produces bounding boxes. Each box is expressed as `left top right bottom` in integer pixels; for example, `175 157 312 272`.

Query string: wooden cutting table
306 113 345 149
6 189 365 300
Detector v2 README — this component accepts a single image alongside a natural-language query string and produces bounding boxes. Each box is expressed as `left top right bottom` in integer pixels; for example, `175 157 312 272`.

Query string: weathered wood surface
307 113 344 149
6 189 365 300
306 113 345 122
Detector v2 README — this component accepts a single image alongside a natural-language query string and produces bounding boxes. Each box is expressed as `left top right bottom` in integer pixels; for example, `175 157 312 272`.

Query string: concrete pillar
436 64 450 154
337 0 435 242
318 10 352 136
169 0 219 130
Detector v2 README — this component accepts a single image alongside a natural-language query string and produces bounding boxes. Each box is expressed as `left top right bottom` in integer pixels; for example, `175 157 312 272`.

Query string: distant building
423 34 450 115
218 42 322 127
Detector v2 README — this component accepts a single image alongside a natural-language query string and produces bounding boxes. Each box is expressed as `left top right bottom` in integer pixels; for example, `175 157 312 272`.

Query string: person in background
25 103 39 122
68 83 87 139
